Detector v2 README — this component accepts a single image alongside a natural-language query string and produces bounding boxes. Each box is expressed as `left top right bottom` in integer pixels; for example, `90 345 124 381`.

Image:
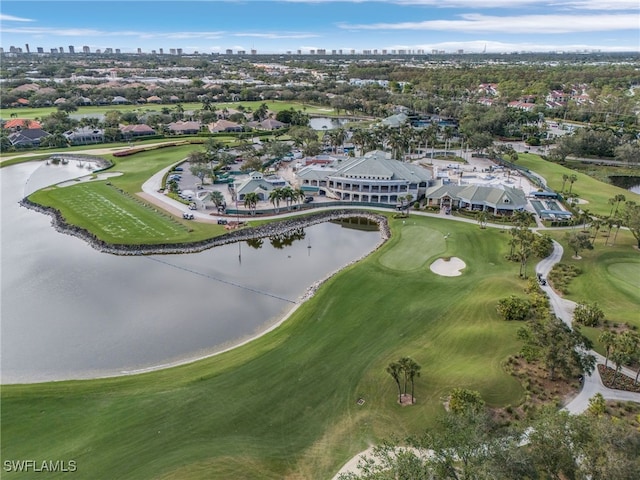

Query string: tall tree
386 361 402 404
620 201 640 248
598 330 616 369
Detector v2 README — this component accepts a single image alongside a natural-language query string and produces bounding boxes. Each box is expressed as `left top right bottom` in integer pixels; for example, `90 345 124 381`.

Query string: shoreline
8 204 390 384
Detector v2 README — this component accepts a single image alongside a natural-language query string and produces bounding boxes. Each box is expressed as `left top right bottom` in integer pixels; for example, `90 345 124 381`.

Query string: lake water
609 175 640 194
1 162 380 384
309 117 354 130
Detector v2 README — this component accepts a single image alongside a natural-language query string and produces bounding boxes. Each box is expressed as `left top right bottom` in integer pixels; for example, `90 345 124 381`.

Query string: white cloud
231 32 319 39
0 13 34 22
284 0 638 8
391 39 639 52
339 13 639 33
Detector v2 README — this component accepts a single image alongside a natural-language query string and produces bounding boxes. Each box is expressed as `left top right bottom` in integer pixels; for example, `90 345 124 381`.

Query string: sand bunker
430 257 466 276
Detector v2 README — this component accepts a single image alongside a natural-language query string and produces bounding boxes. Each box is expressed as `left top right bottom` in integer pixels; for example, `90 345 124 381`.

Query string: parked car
304 196 314 203
188 203 197 210
217 218 228 225
182 212 195 220
173 167 184 172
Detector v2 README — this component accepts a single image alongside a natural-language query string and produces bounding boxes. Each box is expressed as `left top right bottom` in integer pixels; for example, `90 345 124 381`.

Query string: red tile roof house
120 124 156 138
12 98 30 107
167 121 202 135
146 95 162 104
507 101 536 112
3 119 43 131
208 119 243 133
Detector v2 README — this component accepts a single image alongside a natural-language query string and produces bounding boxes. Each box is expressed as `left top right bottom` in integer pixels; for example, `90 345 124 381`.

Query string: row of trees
339 405 640 480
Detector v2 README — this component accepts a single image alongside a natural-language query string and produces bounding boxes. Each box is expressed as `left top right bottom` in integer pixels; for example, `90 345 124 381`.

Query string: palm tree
478 210 489 229
598 331 616 369
329 128 347 154
350 129 368 156
294 187 306 205
613 194 626 217
280 186 295 210
405 359 421 403
568 174 578 194
243 192 259 215
386 362 403 404
208 191 225 211
561 174 569 193
268 187 283 213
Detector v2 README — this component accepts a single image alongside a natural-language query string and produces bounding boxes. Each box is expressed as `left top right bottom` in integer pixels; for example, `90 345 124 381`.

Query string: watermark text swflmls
3 460 77 473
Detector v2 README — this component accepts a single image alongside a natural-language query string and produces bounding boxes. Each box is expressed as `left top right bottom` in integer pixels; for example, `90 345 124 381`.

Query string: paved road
536 240 640 413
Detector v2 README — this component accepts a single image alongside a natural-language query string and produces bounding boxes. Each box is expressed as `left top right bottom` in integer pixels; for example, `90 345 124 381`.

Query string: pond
609 175 640 194
1 162 381 383
309 117 355 131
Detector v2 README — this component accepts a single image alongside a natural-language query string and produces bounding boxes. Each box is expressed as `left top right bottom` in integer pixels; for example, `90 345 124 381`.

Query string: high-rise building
159 48 164 54
83 45 90 53
68 45 75 54
176 48 183 55
137 48 142 54
59 47 64 53
251 49 257 55
225 49 233 55
25 43 30 53
37 47 44 54
115 49 121 54
104 48 113 54
50 48 57 54
297 49 302 55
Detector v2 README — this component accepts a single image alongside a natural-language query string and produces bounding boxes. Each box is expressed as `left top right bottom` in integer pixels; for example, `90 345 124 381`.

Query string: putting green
379 224 446 270
607 262 640 289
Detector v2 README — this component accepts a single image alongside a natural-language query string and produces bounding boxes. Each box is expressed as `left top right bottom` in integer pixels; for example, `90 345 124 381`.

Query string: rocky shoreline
19 198 390 258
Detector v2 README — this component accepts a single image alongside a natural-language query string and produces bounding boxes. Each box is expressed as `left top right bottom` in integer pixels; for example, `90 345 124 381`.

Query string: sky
1 0 639 55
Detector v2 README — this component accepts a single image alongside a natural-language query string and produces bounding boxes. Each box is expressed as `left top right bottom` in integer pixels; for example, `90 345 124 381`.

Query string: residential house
257 118 286 130
208 119 243 133
3 119 43 131
146 95 162 104
120 124 156 138
8 128 50 148
63 127 104 145
507 101 536 112
112 96 129 105
167 121 202 135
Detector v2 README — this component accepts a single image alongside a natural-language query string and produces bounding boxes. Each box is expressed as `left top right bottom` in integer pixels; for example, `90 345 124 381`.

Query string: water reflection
1 162 380 383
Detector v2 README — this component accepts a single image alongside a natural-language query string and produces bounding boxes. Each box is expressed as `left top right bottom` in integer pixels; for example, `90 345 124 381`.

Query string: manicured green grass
546 228 640 330
1 217 527 480
0 100 335 121
517 153 640 216
27 144 226 242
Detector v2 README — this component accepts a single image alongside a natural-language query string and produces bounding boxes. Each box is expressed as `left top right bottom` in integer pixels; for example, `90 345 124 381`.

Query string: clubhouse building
295 150 432 205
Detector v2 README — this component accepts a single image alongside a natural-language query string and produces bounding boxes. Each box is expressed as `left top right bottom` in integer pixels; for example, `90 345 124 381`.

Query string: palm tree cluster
598 330 640 387
268 186 306 213
386 357 421 405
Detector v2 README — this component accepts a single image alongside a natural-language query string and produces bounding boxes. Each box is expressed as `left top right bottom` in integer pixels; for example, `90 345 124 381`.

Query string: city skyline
1 0 639 55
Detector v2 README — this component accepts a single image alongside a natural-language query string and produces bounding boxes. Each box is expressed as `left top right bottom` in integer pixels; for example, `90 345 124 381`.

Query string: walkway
332 240 640 479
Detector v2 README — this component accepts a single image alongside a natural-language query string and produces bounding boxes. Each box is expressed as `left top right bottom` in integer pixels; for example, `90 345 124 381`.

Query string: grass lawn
1 216 527 480
0 100 337 122
545 228 640 351
517 153 640 216
27 144 226 243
